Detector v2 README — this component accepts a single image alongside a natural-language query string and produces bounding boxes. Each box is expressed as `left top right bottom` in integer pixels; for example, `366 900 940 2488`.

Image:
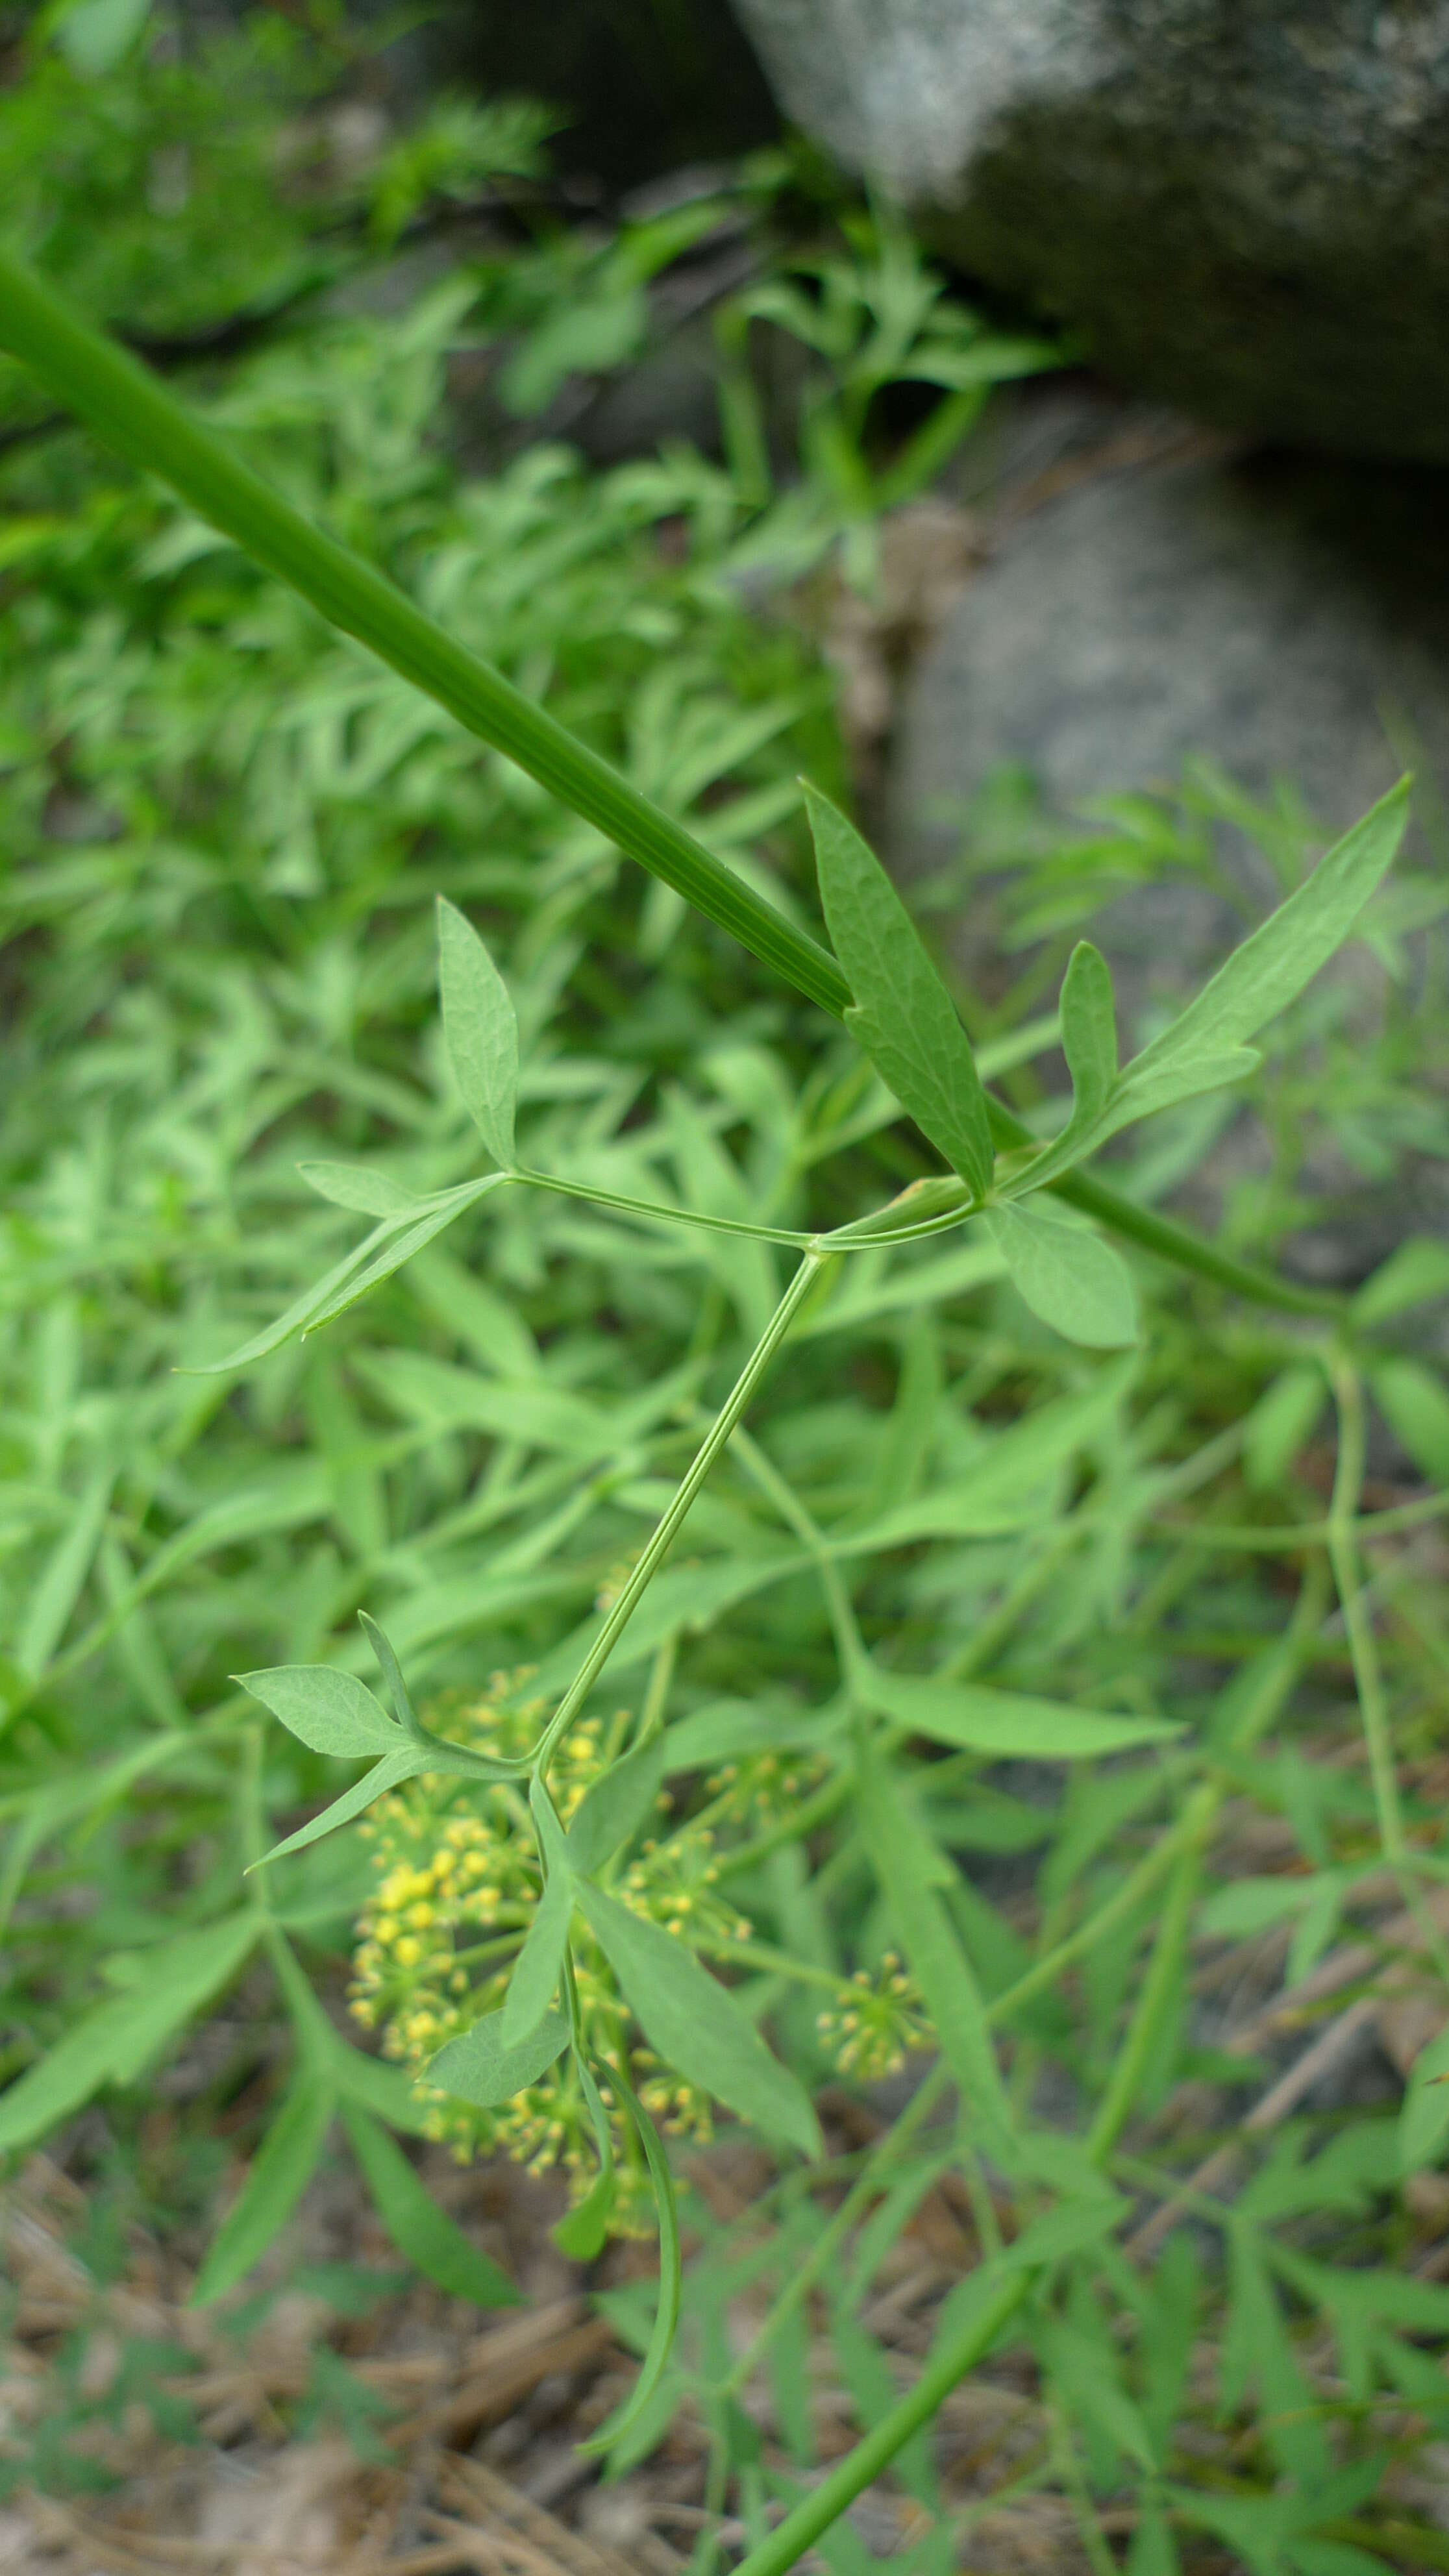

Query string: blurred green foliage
2 9 1449 2568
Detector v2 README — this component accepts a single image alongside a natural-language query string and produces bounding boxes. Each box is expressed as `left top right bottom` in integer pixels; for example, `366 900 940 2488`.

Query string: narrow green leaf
1004 2195 1126 2270
237 1665 401 1758
329 2044 434 2137
566 1736 666 1877
856 1739 1011 2137
297 1161 423 1217
804 785 993 1198
578 2081 682 2457
303 1180 508 1333
551 2179 615 2262
856 1666 1178 1757
192 1178 505 1374
984 1201 1138 1348
1105 1048 1263 1133
341 2102 521 2305
576 1881 821 2158
1370 1356 1449 1488
190 1216 415 1374
0 1913 258 2154
1352 1237 1449 1327
358 1611 421 1738
437 897 518 1169
1126 2503 1180 2576
1242 1364 1326 1492
17 1465 114 1679
190 2074 336 2305
1059 941 1117 1126
428 2008 571 2107
1399 2026 1449 2175
499 1872 574 2048
1108 780 1409 1134
500 1781 575 2048
1196 1877 1318 1940
1038 2318 1157 2473
250 1744 428 1869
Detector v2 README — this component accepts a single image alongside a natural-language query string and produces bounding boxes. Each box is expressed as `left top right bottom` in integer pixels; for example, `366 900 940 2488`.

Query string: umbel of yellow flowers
348 1675 928 2238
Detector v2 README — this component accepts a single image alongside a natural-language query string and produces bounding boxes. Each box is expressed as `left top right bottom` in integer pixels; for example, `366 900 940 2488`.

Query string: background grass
4 7 1449 2570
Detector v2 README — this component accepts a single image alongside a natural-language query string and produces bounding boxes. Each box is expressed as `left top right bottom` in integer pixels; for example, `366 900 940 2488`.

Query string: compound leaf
193 1178 505 1374
303 1180 508 1334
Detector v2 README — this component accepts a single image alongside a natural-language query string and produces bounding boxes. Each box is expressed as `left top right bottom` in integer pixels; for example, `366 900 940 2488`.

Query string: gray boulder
890 395 1449 1280
730 0 1449 462
895 400 1449 879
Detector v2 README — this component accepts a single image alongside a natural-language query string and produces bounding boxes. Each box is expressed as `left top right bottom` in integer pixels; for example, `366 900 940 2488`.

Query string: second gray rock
730 0 1449 462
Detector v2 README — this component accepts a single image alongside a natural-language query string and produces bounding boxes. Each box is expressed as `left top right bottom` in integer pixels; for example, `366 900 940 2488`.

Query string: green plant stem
521 1162 987 1256
728 2270 1030 2576
0 246 1348 1324
534 1252 824 1775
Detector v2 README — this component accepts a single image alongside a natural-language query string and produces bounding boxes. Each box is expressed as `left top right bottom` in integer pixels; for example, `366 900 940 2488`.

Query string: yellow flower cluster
349 1676 754 2233
349 1676 895 2237
814 1953 930 2083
